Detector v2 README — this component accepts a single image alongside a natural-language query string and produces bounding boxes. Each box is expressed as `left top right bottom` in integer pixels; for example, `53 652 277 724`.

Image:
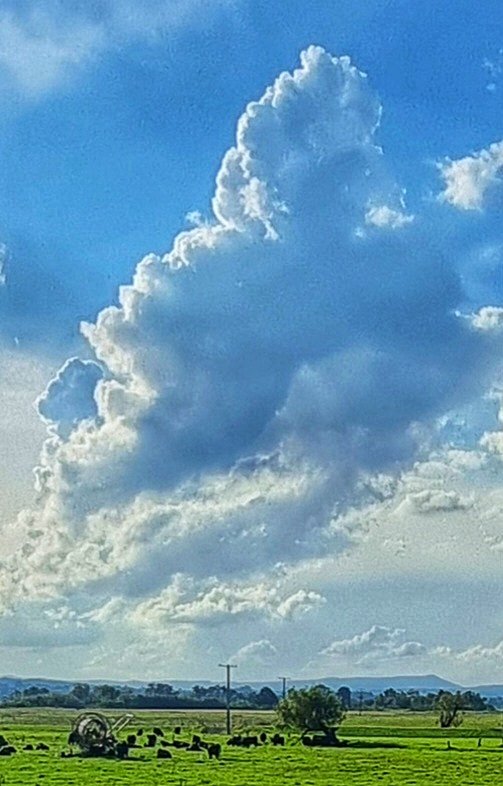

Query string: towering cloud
1 48 502 676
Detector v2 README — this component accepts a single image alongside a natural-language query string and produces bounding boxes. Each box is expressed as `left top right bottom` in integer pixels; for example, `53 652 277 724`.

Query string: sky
0 0 502 687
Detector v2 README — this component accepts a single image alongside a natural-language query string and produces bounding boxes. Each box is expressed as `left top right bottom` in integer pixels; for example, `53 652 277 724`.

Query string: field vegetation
0 707 501 785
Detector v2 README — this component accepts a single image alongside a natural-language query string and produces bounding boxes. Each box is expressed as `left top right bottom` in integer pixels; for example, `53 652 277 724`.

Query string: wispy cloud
0 0 236 96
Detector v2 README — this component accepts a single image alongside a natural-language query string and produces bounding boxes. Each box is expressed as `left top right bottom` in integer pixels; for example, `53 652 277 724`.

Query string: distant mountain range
281 674 462 693
0 673 502 699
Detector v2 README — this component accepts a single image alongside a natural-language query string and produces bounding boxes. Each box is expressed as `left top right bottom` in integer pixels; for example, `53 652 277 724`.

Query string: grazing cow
153 726 164 737
160 739 170 748
145 734 157 748
115 742 129 760
302 734 339 748
227 735 242 746
207 743 221 760
0 746 16 756
157 748 172 759
23 744 34 751
126 734 137 747
36 742 49 751
137 728 144 736
271 734 285 746
242 736 259 748
173 740 189 749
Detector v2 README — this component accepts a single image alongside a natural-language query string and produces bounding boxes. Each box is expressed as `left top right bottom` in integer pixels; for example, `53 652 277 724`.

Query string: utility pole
219 663 237 735
278 676 290 700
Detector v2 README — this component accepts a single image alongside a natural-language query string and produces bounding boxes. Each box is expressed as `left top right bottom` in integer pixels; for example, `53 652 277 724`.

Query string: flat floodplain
0 708 501 785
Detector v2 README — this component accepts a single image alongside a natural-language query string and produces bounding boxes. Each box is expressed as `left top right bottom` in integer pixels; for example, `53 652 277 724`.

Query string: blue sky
0 0 502 684
2 0 503 354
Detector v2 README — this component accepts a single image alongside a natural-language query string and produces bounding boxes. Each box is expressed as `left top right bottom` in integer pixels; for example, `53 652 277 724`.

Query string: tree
276 685 345 739
435 691 464 728
145 683 175 697
256 686 279 708
336 686 351 709
91 684 123 706
70 683 91 704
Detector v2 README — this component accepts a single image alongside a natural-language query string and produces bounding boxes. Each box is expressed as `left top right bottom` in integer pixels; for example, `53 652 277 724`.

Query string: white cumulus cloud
231 639 278 668
365 204 414 229
320 625 426 664
1 47 503 680
439 140 503 210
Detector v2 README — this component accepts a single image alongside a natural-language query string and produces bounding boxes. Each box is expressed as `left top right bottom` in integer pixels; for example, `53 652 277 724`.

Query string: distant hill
0 676 75 698
469 684 503 698
291 674 463 693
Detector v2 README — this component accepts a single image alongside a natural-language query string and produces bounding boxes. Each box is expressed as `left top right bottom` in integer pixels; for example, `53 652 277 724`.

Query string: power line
218 663 237 735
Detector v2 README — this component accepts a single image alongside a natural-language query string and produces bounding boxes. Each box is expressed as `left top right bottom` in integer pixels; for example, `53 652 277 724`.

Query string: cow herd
118 726 287 759
0 733 50 756
0 724 289 760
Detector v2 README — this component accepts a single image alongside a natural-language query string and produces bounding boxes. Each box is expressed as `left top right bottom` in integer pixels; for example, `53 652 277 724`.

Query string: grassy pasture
0 708 501 785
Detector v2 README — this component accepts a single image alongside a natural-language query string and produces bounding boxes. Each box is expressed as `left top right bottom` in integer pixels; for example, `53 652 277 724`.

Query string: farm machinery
68 712 133 757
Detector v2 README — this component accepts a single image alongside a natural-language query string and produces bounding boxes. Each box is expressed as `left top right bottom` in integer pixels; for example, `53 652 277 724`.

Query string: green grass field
0 708 501 785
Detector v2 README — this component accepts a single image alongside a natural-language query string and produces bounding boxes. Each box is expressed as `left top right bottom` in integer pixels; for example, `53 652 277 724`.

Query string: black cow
242 736 259 748
207 743 221 760
115 741 129 759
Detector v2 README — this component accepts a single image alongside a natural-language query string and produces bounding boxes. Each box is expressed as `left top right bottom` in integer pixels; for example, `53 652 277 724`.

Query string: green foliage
372 688 489 713
276 684 345 732
435 691 464 728
0 681 280 711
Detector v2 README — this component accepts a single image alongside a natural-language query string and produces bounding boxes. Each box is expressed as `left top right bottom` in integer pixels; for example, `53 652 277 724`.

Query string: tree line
362 687 492 714
0 682 494 715
0 682 279 710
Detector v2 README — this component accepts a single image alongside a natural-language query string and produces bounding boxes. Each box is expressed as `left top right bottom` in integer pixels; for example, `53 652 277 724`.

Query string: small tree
276 685 345 740
435 691 464 729
256 686 279 708
336 686 352 709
